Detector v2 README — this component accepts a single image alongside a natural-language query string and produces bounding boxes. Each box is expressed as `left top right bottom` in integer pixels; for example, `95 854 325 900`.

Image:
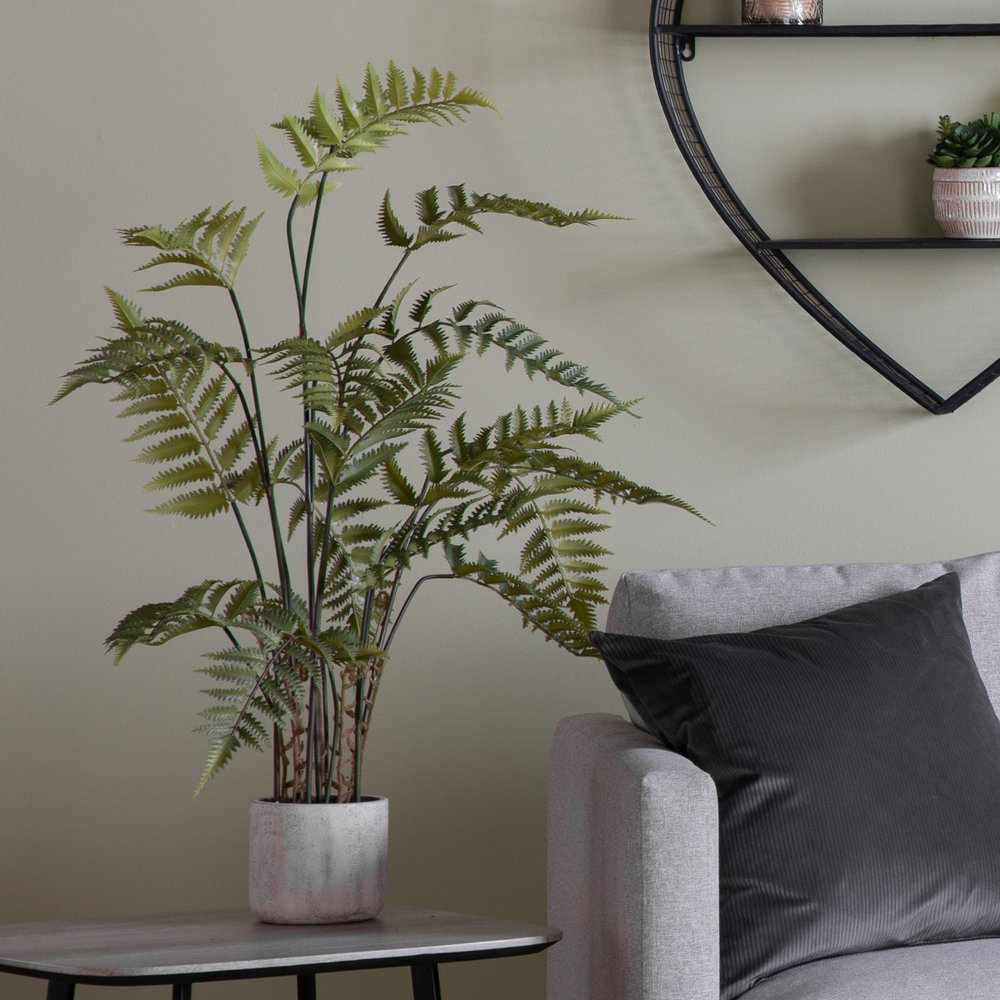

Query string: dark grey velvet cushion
592 573 1000 1000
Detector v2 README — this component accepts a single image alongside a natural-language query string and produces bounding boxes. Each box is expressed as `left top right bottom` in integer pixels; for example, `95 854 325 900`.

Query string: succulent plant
929 113 1000 168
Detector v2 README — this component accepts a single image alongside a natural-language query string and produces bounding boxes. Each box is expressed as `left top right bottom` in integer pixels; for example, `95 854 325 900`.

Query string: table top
0 906 560 985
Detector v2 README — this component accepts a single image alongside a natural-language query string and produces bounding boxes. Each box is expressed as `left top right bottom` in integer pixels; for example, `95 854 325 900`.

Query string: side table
0 905 560 998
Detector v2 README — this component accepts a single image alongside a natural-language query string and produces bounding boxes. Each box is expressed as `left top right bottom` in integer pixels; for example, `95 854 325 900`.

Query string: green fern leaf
386 61 409 107
452 88 498 112
195 734 239 795
124 412 189 442
328 306 389 350
219 423 252 471
428 68 443 101
318 153 356 173
136 434 201 464
106 288 144 331
142 269 226 293
149 488 230 519
336 79 365 131
411 67 427 104
279 115 319 169
145 460 216 491
382 457 419 505
364 63 387 117
257 140 302 198
416 186 442 225
226 213 262 282
378 191 411 248
420 428 446 483
309 87 344 144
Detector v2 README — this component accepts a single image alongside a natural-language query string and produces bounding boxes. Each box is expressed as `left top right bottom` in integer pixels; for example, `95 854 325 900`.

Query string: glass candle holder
742 0 823 24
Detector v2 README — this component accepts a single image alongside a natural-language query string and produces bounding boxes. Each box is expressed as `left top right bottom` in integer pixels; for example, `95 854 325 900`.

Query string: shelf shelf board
762 237 1000 250
656 24 1000 38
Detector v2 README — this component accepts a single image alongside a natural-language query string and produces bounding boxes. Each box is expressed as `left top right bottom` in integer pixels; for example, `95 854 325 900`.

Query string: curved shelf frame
649 0 1000 414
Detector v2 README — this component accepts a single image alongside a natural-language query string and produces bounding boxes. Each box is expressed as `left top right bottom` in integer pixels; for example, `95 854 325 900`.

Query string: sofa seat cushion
743 938 1000 1000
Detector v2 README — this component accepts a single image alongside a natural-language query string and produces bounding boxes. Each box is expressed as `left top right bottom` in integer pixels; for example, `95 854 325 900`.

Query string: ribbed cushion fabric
592 573 1000 1000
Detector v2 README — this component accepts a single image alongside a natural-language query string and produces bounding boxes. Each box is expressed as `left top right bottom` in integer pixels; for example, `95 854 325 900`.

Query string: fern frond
148 487 230 518
257 140 303 198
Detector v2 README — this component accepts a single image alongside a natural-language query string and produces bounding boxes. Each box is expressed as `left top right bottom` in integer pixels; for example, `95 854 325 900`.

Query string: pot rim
933 167 1000 180
251 795 387 808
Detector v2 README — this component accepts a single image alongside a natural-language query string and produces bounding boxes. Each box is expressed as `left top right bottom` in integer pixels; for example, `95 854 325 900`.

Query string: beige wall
4 0 1000 996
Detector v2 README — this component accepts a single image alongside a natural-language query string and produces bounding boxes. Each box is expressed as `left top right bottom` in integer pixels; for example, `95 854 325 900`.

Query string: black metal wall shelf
649 0 1000 414
656 24 1000 37
764 238 1000 251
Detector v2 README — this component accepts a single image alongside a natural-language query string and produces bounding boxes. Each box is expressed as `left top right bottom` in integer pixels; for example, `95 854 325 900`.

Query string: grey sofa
547 550 1000 1000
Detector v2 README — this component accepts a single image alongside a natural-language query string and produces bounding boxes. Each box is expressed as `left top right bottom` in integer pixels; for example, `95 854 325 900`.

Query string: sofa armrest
547 714 719 1000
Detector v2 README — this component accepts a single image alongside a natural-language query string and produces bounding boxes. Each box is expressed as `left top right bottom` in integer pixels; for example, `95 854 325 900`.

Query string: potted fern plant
929 113 1000 239
55 63 703 925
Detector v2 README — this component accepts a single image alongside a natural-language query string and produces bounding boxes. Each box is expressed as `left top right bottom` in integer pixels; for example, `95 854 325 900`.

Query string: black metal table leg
297 973 317 1000
46 982 75 1000
172 985 192 1000
411 962 442 1000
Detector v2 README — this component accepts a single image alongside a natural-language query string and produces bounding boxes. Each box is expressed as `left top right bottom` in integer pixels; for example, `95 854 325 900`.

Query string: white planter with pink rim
933 168 1000 238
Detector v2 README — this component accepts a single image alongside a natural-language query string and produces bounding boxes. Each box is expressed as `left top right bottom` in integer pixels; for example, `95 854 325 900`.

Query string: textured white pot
249 797 388 925
933 167 1000 238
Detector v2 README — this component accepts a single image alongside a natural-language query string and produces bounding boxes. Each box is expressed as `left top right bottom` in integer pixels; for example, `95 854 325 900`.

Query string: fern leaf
144 459 216 491
309 87 344 144
420 428 446 482
278 115 319 170
124 412 189 442
317 153 356 173
219 423 252 471
328 306 389 350
136 433 201 464
149 487 230 519
382 457 419 505
411 67 427 104
378 191 411 248
416 186 442 225
453 88 498 112
142 269 226 293
428 68 443 101
226 213 262 282
257 140 302 198
105 287 143 332
386 61 409 107
336 79 365 131
195 734 239 795
363 63 387 117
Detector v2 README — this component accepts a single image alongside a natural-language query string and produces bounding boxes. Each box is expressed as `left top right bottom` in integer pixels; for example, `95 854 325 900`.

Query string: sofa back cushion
607 549 1000 711
594 573 1000 999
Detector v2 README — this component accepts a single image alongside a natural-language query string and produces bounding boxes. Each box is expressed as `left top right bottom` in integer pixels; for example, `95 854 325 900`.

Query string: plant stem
227 289 292 605
230 501 268 600
286 196 318 633
383 574 456 651
289 176 332 802
353 591 377 802
374 249 411 309
303 678 316 804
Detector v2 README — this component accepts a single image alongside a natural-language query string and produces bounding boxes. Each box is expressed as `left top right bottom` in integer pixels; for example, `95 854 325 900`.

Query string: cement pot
249 797 388 924
933 168 1000 239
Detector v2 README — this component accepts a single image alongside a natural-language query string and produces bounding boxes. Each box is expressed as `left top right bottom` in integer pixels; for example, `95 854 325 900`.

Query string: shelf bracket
648 0 1000 413
675 33 696 61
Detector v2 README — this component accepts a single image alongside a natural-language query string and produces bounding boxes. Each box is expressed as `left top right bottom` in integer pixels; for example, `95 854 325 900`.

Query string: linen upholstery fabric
546 715 720 1000
593 574 1000 1000
742 938 1000 1000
